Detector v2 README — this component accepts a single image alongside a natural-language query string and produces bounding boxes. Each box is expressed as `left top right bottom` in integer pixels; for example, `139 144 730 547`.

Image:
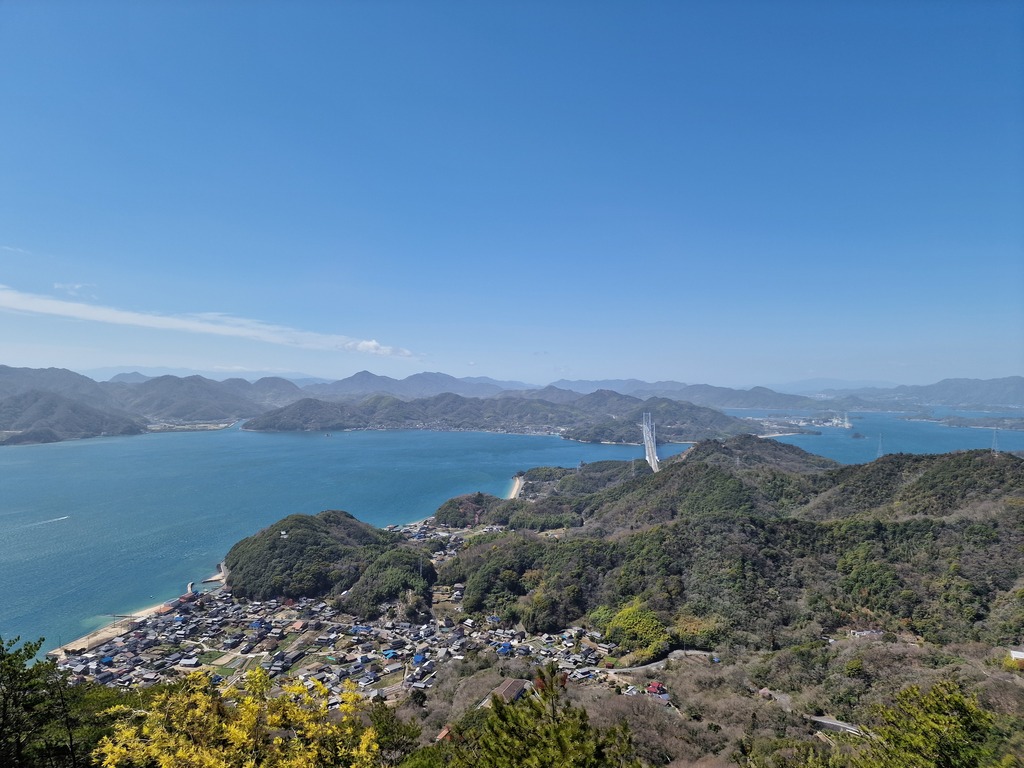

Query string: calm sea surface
2 413 1023 652
0 428 687 650
722 408 1024 464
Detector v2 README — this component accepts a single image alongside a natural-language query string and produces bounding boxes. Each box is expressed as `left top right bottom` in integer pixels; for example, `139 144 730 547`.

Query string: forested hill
242 391 762 443
219 439 1024 656
0 390 145 444
223 510 437 619
435 440 1024 652
2 364 1020 445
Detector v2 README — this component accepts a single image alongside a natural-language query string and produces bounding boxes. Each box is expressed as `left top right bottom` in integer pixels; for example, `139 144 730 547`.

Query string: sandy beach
507 474 525 499
47 600 175 660
203 562 228 583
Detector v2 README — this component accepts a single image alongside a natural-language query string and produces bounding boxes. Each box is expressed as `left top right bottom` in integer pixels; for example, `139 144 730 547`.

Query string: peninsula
45 437 1024 764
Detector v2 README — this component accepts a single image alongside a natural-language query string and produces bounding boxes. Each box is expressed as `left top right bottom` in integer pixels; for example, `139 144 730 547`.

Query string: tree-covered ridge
432 461 658 531
561 396 757 443
0 390 145 444
224 510 436 618
799 449 1024 520
433 492 511 528
222 441 1024 651
515 440 1023 534
243 391 765 443
436 442 1024 650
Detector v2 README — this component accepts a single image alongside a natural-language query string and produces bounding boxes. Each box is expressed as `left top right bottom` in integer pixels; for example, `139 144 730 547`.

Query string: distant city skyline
1 2 1021 388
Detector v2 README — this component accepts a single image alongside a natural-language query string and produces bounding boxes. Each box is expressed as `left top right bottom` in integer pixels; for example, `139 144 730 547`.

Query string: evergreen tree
0 634 124 768
847 679 995 768
434 664 641 768
370 700 421 767
0 636 52 767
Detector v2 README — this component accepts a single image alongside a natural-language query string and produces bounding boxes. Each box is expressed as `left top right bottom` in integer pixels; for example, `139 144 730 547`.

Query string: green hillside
245 391 763 443
224 509 436 618
438 441 1024 650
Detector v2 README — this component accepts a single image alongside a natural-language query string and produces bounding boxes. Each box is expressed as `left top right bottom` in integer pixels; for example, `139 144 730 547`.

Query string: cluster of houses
51 591 452 696
49 515 684 710
388 518 469 568
50 585 653 708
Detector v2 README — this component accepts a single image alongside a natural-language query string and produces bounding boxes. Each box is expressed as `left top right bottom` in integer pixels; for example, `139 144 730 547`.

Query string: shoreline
47 600 178 659
52 471 528 658
202 561 228 583
146 420 240 433
46 562 229 659
394 473 526 531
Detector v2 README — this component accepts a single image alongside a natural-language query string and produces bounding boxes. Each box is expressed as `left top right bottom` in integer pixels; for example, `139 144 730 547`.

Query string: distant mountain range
0 364 1021 445
820 377 1024 407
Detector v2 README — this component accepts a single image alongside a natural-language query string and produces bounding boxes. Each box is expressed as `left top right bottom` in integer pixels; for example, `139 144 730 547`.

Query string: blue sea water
722 409 1024 464
2 413 1022 653
0 428 686 651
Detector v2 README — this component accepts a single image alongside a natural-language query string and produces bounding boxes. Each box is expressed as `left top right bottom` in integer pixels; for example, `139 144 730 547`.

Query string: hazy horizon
66 363 1001 394
2 2 1021 387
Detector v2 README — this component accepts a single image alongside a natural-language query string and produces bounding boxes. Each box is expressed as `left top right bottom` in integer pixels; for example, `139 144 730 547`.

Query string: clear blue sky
1 1 1021 387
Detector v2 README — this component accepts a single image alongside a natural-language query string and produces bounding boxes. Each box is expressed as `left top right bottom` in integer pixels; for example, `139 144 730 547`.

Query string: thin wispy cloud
54 282 97 299
0 284 412 357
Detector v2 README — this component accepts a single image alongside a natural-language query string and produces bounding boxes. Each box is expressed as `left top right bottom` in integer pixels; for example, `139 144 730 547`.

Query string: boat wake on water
24 515 71 527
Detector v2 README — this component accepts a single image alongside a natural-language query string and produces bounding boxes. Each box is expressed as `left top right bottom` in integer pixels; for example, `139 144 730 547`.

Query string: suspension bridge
642 412 659 472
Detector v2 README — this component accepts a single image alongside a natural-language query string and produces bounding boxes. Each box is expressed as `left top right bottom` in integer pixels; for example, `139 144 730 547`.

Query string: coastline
48 600 177 659
203 561 228 583
47 562 229 660
393 473 526 532
146 420 240 433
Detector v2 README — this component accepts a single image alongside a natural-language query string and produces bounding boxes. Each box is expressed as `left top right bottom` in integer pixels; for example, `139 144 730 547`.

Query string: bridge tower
642 412 660 472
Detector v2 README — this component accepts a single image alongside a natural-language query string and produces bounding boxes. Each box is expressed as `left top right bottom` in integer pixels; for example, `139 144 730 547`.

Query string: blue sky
1 1 1021 387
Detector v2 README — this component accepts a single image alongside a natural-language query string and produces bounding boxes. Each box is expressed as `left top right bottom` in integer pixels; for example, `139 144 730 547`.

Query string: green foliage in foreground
1 634 1019 768
847 679 995 768
739 678 1004 768
399 664 641 768
96 668 378 768
0 636 125 768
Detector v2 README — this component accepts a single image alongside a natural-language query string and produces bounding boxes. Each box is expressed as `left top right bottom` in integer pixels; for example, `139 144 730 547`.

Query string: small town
48 517 680 717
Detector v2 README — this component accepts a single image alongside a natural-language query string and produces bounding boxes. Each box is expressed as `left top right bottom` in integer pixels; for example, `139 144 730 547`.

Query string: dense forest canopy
224 439 1024 656
224 510 436 619
435 442 1024 651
